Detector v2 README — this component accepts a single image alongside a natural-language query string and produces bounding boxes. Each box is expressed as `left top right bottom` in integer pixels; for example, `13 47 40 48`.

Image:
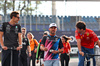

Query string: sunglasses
15 16 20 19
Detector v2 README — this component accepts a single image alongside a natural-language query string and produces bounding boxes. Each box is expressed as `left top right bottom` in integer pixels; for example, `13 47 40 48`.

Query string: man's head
76 21 86 34
43 31 49 36
10 11 20 23
21 27 26 35
49 23 57 35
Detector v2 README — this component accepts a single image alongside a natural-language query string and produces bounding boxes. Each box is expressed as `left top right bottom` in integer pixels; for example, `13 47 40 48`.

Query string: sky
38 1 100 16
1 1 100 16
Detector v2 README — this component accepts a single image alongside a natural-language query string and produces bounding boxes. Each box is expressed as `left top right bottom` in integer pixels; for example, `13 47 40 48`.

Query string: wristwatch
19 45 22 47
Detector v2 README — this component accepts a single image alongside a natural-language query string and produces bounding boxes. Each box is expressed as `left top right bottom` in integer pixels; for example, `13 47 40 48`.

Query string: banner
28 31 100 45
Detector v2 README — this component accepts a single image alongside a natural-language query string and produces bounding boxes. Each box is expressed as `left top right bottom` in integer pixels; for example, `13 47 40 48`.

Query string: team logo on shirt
25 38 27 41
80 36 82 39
22 42 26 45
66 43 68 47
15 26 18 34
87 33 89 36
6 25 10 33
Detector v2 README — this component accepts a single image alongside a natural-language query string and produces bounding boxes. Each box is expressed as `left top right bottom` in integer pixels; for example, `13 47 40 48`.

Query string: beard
50 31 56 35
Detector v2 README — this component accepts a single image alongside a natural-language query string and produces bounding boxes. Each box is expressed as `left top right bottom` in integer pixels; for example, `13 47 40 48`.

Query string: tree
23 1 42 15
0 0 13 15
0 1 42 15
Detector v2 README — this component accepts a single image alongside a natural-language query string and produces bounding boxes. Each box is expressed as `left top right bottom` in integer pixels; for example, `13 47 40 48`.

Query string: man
0 11 22 66
75 21 100 66
19 27 31 66
40 23 63 66
36 31 49 66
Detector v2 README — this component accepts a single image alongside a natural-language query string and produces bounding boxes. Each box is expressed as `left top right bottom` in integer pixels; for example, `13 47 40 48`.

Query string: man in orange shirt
27 32 38 66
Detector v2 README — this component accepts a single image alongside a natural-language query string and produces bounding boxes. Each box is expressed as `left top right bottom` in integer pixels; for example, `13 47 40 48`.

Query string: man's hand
51 50 58 54
43 47 48 51
2 46 7 50
16 46 22 51
29 52 31 57
36 60 39 63
34 49 37 53
79 51 84 56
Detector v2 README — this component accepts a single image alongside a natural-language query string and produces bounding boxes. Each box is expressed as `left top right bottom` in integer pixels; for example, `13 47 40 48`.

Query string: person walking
0 11 22 66
60 35 71 66
36 31 49 66
40 23 63 66
19 27 31 66
27 32 38 66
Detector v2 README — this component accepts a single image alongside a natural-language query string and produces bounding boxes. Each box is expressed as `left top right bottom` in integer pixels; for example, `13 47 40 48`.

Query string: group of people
0 11 100 66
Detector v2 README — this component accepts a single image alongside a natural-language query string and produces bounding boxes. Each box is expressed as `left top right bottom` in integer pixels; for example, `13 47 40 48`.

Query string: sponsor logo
15 26 18 33
6 25 10 33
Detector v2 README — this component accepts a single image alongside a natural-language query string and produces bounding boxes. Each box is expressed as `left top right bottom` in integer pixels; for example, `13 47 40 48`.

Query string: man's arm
0 32 7 50
16 33 22 50
40 45 48 51
27 46 31 57
51 48 63 54
76 39 84 56
95 40 100 47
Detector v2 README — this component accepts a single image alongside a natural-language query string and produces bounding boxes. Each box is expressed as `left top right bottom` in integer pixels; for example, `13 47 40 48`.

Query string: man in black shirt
0 11 22 66
19 27 31 66
36 31 49 66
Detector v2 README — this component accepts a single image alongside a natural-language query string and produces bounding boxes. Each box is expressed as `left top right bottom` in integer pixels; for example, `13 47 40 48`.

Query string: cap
49 23 57 28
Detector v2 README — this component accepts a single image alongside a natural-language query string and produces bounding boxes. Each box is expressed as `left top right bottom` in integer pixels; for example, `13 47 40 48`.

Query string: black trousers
28 51 36 66
18 52 28 66
60 53 70 66
2 49 19 66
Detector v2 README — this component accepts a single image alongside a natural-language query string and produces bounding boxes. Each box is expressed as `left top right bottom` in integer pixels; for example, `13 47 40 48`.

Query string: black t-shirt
41 35 63 60
0 22 21 47
21 37 29 52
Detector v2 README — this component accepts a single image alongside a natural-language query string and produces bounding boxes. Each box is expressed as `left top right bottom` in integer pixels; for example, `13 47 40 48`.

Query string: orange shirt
29 39 38 51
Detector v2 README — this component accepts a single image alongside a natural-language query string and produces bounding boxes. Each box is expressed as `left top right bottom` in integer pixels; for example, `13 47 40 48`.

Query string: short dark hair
43 33 48 35
10 11 19 19
76 21 86 30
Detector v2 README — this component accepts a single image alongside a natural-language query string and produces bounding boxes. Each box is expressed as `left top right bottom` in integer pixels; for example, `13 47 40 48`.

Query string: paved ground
36 57 79 66
0 57 79 66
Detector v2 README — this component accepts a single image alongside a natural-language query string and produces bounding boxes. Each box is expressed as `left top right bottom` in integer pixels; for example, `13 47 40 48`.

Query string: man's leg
78 51 85 66
2 49 11 66
53 60 59 66
18 55 23 66
44 60 53 66
86 48 96 66
13 50 19 66
23 54 28 66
